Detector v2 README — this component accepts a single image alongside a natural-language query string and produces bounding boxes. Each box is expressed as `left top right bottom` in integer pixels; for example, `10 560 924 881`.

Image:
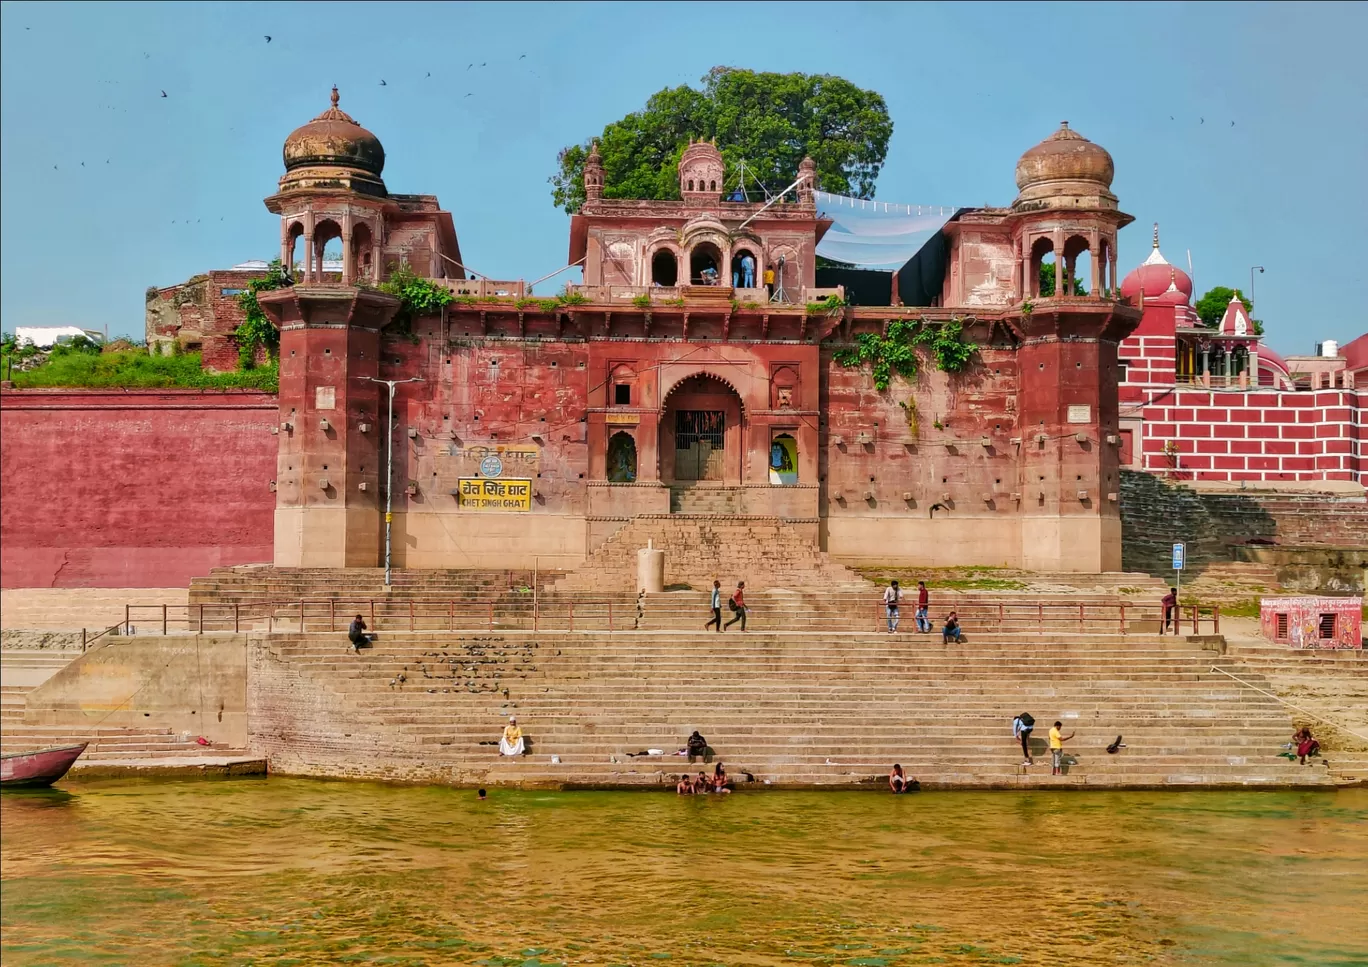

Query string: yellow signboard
456 478 532 511
604 412 640 425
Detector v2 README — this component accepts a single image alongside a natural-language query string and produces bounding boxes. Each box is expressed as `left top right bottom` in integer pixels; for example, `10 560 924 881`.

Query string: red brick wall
0 390 278 588
1132 389 1364 483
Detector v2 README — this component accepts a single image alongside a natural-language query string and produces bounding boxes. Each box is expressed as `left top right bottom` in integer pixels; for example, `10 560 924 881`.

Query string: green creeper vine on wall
832 317 978 392
377 263 457 331
233 259 290 371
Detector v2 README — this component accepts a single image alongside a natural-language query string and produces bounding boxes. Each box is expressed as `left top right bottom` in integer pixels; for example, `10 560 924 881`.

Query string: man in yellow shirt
763 267 775 300
1048 721 1075 775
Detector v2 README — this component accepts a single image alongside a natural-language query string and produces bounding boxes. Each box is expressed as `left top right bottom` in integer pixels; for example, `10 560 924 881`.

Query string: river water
2 779 1365 966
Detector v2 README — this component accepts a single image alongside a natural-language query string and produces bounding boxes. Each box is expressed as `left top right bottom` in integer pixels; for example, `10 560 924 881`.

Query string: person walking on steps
705 580 723 632
724 581 748 632
915 581 931 633
884 581 902 633
1048 721 1075 775
1012 712 1036 766
1161 586 1178 635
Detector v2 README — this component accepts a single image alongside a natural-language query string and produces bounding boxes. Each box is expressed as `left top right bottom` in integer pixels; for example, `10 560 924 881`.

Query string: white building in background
13 327 104 349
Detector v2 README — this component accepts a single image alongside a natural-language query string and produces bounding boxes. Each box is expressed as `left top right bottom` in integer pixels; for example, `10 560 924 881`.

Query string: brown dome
1015 121 1113 192
283 87 385 177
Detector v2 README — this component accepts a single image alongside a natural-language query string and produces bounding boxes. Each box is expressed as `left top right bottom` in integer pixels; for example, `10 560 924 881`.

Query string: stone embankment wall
1120 470 1368 580
0 389 277 589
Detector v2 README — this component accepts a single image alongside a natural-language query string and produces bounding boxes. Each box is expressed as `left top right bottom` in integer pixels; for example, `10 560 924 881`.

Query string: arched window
651 249 678 287
607 432 637 483
1062 235 1091 296
1030 237 1055 298
313 218 343 280
285 222 305 277
351 223 374 282
769 433 798 485
690 242 723 286
731 248 758 289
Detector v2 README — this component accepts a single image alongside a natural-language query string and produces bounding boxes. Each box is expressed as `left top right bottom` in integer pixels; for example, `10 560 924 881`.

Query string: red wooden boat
1 743 88 788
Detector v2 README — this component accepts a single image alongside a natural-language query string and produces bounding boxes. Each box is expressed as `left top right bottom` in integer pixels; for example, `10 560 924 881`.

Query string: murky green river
2 780 1365 966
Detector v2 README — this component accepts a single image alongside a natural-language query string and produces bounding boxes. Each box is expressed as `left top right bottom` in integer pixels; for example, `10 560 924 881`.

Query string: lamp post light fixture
363 376 424 586
1250 265 1264 301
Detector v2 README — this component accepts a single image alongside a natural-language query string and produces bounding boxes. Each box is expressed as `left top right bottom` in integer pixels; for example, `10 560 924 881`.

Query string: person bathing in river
889 763 912 793
694 771 709 793
676 774 694 795
499 717 526 756
712 762 732 793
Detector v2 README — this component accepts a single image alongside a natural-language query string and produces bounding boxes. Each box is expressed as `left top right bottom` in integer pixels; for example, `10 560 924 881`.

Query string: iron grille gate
675 410 725 481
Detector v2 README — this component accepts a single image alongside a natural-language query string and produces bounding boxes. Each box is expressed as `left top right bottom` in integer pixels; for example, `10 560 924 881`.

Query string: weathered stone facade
245 96 1144 576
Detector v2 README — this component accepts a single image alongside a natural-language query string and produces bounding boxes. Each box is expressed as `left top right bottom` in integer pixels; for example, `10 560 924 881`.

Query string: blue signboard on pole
1172 543 1185 571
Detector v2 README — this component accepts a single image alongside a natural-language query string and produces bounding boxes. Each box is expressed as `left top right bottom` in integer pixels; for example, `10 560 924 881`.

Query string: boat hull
1 743 88 788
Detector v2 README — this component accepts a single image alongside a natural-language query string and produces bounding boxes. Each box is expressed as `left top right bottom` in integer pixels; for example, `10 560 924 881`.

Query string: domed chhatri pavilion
234 101 1148 575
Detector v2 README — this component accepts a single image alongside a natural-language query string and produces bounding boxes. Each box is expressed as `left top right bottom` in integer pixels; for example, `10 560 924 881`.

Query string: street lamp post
1250 265 1264 301
365 376 424 586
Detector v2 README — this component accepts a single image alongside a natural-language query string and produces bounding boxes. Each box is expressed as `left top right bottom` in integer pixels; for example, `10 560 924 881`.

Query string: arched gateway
661 374 744 483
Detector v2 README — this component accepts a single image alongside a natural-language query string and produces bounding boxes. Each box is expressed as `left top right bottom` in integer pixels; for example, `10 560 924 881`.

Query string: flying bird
1169 115 1174 121
467 63 472 70
1199 117 1204 124
264 35 271 42
81 161 85 166
1230 120 1235 127
426 71 431 77
465 92 473 98
481 62 486 67
161 90 168 97
519 53 526 59
379 79 387 86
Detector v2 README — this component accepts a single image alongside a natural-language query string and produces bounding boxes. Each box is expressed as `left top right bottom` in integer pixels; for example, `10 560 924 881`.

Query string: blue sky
1 1 1364 355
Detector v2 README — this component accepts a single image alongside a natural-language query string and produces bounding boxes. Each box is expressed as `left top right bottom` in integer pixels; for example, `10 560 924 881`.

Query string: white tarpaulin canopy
814 191 958 268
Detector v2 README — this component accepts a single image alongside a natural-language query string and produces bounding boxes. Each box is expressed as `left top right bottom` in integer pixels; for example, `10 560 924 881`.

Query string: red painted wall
1 389 277 588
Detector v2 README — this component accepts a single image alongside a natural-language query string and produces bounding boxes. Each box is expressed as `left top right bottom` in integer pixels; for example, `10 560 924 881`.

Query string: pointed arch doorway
661 373 744 483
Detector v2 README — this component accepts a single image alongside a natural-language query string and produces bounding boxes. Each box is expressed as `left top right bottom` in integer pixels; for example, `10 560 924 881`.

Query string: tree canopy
1037 262 1086 297
550 67 893 214
1195 286 1262 334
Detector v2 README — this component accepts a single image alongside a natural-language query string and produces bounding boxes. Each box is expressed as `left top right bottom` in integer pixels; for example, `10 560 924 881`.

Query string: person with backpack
1012 712 1036 766
883 580 902 633
915 581 931 633
724 581 748 631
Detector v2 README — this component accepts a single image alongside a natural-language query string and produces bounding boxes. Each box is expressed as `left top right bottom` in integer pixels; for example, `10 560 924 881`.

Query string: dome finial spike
1060 120 1069 129
1153 222 1160 249
330 85 339 109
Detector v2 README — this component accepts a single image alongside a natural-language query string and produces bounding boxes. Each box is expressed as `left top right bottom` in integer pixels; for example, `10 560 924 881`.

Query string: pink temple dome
1121 224 1193 306
1258 346 1292 387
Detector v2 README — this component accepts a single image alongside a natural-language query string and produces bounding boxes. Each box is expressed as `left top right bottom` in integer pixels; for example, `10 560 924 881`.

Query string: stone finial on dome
583 140 604 201
330 85 340 109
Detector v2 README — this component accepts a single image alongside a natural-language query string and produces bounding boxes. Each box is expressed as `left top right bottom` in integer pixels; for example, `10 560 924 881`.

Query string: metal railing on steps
109 600 1224 637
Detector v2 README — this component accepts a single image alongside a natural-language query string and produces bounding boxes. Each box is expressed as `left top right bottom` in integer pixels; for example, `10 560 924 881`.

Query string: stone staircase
249 626 1332 789
0 648 247 766
1222 635 1368 785
670 485 748 514
554 516 866 592
0 588 189 632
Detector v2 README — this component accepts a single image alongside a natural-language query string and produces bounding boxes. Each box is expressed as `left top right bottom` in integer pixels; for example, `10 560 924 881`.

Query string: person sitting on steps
499 716 526 756
942 611 962 644
687 730 713 764
348 614 372 651
1294 727 1321 765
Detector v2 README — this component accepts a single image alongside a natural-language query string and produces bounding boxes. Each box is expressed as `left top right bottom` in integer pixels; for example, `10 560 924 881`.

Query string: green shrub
6 350 278 391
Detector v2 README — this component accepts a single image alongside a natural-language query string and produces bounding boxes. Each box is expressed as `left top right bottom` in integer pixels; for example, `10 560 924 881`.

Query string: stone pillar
1090 231 1102 297
302 234 314 283
257 286 401 569
1200 347 1209 387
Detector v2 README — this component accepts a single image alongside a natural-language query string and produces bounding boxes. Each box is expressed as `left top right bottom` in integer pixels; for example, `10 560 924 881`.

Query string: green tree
1194 286 1262 334
1038 262 1086 297
550 67 893 213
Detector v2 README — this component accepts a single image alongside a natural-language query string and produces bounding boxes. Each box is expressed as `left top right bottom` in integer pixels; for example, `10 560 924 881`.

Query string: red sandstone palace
126 89 1360 579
